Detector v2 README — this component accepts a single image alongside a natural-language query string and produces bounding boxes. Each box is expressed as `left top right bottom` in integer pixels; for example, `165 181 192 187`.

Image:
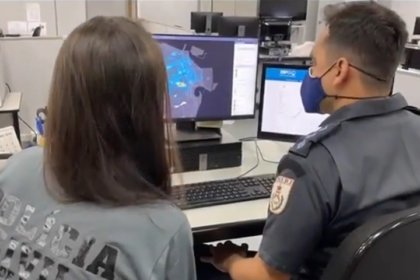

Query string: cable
18 116 37 137
5 83 11 93
239 137 280 164
237 140 260 178
237 137 278 178
256 142 279 164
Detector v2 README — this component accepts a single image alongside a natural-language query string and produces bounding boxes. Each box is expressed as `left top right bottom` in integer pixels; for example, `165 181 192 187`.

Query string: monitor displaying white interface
260 65 328 138
153 35 259 121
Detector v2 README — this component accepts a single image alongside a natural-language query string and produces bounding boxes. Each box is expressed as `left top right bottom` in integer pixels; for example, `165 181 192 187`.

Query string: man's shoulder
283 143 337 177
289 124 341 158
279 143 340 205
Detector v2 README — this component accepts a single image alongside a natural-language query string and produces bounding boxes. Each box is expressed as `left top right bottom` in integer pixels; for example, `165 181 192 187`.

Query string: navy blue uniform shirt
259 94 420 280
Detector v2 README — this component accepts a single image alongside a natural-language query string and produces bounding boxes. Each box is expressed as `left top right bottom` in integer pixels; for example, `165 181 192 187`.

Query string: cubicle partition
0 22 192 138
0 37 63 136
141 19 194 34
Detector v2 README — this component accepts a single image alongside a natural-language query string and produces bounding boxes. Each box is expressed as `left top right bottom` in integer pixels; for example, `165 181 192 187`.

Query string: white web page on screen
261 67 329 136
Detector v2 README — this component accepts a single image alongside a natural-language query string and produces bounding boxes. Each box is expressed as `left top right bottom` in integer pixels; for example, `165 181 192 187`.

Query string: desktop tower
175 134 243 173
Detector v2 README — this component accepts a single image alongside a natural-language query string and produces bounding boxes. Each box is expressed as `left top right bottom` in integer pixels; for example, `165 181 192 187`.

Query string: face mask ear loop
319 62 337 79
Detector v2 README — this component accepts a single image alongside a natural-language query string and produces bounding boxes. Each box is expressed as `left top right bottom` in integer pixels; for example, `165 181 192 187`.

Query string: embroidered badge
269 176 295 214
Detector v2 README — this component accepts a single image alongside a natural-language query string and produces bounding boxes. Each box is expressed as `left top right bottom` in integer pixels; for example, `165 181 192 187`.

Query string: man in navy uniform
202 2 418 280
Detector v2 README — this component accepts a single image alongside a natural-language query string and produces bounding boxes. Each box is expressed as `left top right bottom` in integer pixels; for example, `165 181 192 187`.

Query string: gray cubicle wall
0 1 86 36
86 0 128 19
0 2 57 35
0 37 63 136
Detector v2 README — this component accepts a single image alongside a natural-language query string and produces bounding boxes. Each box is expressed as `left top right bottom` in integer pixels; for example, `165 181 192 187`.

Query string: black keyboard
172 174 276 210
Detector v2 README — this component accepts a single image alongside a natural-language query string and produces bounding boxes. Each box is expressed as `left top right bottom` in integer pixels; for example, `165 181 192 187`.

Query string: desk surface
0 92 21 112
0 140 292 229
172 140 292 229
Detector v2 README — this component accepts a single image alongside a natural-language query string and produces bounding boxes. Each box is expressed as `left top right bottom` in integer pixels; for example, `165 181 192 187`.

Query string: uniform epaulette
405 106 420 116
289 123 340 157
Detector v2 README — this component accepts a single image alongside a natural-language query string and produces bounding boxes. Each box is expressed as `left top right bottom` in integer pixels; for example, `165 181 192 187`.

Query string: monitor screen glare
154 35 259 121
260 66 328 137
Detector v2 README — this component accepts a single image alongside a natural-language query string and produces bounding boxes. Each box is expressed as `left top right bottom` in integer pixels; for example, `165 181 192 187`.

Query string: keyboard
172 174 276 210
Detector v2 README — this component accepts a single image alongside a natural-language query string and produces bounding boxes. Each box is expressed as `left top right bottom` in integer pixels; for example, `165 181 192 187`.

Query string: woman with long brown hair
0 16 195 279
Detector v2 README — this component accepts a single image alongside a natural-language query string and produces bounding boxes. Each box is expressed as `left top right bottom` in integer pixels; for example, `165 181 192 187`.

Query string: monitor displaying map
154 35 259 121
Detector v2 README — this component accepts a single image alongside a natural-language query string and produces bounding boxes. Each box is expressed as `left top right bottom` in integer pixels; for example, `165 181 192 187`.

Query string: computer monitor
153 34 259 122
258 63 328 142
414 17 420 35
218 16 260 38
190 12 223 34
259 0 308 21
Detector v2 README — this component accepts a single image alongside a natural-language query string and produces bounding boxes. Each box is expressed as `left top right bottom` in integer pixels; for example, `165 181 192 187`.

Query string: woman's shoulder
124 201 191 238
1 146 43 172
0 147 43 187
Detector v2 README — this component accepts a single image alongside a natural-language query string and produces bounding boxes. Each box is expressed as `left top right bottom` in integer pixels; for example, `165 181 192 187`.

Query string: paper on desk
0 126 22 154
7 21 28 35
26 3 41 22
28 22 47 35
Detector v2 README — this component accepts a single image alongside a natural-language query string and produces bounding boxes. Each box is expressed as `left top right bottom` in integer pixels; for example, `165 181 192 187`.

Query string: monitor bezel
257 63 310 142
257 0 308 21
153 33 259 122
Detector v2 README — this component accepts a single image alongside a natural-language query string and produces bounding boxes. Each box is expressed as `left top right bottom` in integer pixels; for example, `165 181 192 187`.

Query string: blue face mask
300 63 389 113
300 73 327 113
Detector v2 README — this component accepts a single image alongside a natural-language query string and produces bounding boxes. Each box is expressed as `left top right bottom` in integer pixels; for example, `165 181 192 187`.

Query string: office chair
32 26 41 37
321 207 420 280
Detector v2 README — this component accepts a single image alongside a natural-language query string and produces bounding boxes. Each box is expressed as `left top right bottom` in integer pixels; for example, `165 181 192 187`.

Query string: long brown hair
45 16 179 206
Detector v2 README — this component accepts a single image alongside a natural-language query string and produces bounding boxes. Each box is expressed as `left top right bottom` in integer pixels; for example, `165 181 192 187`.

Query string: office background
0 0 418 138
0 0 419 252
1 0 417 38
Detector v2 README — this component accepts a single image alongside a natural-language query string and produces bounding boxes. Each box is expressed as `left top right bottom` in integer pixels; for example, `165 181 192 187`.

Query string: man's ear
333 58 350 86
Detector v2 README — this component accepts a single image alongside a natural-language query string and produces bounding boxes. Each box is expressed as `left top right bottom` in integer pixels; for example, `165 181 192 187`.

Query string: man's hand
201 241 249 272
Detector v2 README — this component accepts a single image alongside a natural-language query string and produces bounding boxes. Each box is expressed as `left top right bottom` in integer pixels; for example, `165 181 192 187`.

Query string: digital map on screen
160 42 218 119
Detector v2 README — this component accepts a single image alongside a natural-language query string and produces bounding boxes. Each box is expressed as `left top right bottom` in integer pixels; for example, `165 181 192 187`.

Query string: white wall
137 0 259 31
0 0 418 136
0 0 128 37
391 1 418 38
86 0 128 19
0 0 417 38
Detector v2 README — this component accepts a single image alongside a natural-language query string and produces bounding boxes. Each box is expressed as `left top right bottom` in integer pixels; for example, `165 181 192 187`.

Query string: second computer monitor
218 16 260 38
153 34 259 121
414 17 420 35
190 12 223 34
258 63 328 142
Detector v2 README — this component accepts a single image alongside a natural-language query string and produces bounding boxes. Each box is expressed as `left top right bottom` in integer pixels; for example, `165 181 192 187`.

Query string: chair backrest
321 207 420 280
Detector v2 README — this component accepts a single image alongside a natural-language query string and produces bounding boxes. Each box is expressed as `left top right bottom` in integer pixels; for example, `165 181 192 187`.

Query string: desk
172 140 292 229
0 92 22 142
0 140 293 243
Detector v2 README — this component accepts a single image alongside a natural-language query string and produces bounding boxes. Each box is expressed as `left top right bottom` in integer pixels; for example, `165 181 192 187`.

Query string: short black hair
323 1 408 87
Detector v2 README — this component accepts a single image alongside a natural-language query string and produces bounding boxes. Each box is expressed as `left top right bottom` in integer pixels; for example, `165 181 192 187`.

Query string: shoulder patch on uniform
289 124 340 157
269 176 294 214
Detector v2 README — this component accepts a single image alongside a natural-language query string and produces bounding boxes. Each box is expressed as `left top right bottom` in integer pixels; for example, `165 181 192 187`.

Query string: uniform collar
321 93 408 126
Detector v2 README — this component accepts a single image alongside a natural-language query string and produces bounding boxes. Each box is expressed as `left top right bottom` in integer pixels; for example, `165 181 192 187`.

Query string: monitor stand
205 15 212 34
237 25 246 37
175 121 221 142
